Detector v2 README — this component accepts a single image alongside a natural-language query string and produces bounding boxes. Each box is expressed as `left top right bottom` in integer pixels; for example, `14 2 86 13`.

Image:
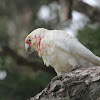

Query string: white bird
25 28 100 76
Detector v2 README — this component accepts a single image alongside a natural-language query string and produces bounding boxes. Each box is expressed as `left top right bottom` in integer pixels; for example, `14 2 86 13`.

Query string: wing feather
49 30 100 65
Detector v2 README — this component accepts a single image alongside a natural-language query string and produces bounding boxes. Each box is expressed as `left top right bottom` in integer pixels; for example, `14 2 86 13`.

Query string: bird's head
25 33 34 54
25 28 47 54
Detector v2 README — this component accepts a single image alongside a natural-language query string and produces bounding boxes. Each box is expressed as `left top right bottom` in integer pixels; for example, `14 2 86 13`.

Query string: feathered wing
49 30 100 65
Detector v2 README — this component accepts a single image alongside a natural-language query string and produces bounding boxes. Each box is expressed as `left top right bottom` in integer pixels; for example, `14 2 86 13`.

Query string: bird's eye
28 37 31 43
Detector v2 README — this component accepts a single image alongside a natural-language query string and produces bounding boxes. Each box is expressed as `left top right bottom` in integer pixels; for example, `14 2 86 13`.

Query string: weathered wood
28 66 100 100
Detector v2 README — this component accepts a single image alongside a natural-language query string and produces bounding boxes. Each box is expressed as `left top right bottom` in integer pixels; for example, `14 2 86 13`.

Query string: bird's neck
34 30 47 51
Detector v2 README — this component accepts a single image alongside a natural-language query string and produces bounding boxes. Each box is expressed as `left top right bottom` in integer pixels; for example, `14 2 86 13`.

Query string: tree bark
28 66 100 100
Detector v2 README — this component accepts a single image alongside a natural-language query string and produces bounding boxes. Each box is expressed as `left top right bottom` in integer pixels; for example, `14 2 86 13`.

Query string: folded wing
50 30 100 65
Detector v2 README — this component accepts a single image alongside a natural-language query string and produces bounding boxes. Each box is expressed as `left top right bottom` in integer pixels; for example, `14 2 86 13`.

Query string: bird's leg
69 64 81 72
52 73 63 82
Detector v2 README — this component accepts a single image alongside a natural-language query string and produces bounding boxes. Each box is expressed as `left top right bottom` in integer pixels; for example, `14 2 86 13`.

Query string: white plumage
25 28 100 75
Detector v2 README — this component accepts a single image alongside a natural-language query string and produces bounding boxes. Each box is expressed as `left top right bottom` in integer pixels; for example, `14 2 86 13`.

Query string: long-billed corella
25 28 100 76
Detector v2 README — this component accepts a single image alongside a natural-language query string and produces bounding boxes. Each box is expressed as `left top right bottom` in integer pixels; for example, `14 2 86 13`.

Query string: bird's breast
40 45 76 73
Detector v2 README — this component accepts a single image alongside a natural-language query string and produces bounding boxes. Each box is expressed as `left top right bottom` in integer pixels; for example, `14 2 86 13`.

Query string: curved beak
25 43 33 54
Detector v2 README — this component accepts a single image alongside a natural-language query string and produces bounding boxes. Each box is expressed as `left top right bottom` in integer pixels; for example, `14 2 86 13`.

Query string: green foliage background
78 25 100 56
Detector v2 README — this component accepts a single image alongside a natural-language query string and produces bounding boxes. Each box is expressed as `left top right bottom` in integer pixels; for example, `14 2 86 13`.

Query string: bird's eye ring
28 37 31 43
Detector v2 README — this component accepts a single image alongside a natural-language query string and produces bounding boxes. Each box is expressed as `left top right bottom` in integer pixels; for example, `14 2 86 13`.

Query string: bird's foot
52 74 63 82
69 65 81 72
47 80 62 94
47 75 63 94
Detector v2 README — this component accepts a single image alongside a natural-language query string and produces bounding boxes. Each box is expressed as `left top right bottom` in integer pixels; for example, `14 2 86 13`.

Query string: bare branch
49 0 100 23
59 0 73 21
72 0 100 23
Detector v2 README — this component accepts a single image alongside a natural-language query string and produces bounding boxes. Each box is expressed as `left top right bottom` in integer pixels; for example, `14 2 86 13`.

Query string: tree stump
28 66 100 100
